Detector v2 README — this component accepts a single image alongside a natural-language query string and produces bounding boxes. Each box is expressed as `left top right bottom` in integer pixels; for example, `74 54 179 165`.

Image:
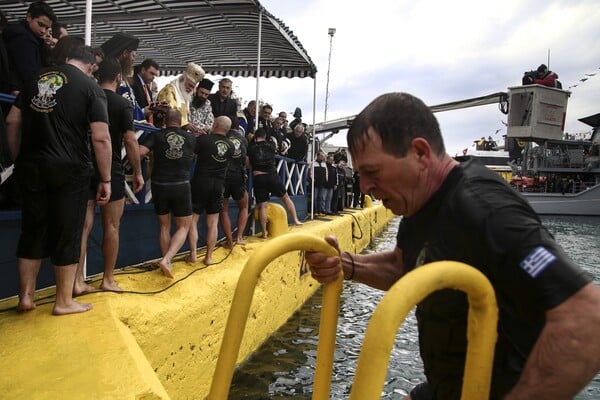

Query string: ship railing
276 156 308 196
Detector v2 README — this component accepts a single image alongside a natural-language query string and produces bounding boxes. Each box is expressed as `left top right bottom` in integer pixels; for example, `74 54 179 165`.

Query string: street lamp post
324 27 336 122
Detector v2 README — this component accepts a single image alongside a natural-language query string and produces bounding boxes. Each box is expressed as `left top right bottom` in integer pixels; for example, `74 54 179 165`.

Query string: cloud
160 0 599 158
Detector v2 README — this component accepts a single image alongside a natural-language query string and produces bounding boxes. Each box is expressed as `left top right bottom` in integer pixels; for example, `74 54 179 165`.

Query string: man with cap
189 78 215 136
157 62 204 130
101 32 146 121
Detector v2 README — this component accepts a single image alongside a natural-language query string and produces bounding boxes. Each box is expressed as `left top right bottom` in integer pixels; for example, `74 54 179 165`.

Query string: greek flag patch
519 246 556 278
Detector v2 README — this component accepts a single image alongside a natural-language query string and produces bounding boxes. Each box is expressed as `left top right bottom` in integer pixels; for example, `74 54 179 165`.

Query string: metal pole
254 10 263 133
324 28 336 122
311 74 317 219
84 0 92 45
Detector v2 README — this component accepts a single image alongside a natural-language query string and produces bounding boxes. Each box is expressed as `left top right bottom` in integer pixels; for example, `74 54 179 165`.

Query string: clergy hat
197 78 214 90
101 33 139 58
183 62 205 84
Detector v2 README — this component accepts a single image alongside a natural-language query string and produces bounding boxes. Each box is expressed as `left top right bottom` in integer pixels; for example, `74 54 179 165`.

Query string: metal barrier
350 261 498 399
209 233 343 400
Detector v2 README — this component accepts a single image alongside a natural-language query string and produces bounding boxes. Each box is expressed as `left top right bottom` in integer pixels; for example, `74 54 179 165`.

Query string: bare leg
281 193 303 225
73 201 96 295
186 213 200 263
99 199 124 291
204 213 219 265
159 215 192 278
258 202 268 238
219 199 234 249
17 258 42 312
53 263 93 315
235 192 249 244
157 213 171 257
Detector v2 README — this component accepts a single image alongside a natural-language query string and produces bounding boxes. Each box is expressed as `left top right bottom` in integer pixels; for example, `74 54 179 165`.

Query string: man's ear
411 137 432 162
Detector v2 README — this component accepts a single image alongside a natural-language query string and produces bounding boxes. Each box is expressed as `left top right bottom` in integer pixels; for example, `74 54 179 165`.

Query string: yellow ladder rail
208 233 343 400
350 261 498 399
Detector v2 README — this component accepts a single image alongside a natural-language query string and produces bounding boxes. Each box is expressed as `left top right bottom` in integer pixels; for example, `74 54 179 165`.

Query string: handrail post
350 261 498 400
208 233 343 400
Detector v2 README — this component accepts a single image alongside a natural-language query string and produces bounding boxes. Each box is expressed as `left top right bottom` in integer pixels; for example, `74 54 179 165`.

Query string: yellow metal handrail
208 233 343 400
350 261 498 399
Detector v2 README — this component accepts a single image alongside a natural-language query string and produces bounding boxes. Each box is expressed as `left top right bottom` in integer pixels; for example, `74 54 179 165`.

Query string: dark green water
229 216 600 399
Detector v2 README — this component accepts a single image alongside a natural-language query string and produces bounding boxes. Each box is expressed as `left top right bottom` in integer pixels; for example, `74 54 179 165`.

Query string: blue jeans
324 188 333 213
315 186 327 213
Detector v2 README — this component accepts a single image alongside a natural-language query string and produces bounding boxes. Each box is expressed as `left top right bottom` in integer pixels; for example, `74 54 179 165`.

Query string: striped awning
0 0 317 78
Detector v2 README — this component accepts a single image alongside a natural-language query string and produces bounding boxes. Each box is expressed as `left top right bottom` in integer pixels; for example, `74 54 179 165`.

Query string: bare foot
222 239 234 250
236 238 246 246
100 280 123 292
73 282 96 296
293 220 304 226
203 256 214 266
159 258 174 278
52 300 93 315
259 233 268 239
184 254 197 264
17 296 36 312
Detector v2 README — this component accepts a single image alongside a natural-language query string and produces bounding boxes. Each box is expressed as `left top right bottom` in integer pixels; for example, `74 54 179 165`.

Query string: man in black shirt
208 78 237 118
305 92 600 399
6 45 111 315
74 58 144 294
220 118 249 248
139 109 195 278
3 1 56 94
248 128 303 238
286 123 309 162
188 116 234 265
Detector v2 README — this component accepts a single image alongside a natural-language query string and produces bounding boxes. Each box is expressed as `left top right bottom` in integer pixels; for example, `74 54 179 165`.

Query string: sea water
230 215 600 399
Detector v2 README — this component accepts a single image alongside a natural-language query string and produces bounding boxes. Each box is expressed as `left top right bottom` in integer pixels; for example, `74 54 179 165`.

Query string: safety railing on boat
210 233 499 400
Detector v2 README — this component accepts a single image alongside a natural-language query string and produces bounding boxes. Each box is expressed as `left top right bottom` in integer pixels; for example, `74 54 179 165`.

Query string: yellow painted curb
0 205 395 399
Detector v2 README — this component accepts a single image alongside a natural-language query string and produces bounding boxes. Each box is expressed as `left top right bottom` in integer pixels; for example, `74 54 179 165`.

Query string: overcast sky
192 0 600 156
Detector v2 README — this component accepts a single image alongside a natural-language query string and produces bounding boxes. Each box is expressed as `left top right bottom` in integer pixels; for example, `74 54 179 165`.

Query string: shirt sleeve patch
520 246 557 278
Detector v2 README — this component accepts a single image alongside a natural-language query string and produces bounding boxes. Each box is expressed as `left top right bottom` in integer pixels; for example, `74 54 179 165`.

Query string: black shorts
191 177 224 215
223 172 247 201
151 182 192 217
16 162 89 266
89 173 126 202
253 173 285 203
410 382 435 400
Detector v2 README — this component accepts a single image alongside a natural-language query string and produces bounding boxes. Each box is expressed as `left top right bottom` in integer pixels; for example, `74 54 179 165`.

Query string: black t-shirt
141 127 196 183
397 158 591 398
207 93 237 118
286 132 308 162
16 63 108 176
248 140 276 174
104 89 134 176
193 133 234 181
225 129 248 178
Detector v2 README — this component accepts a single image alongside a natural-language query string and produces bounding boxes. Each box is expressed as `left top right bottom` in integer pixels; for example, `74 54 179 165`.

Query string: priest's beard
177 79 193 104
191 95 206 109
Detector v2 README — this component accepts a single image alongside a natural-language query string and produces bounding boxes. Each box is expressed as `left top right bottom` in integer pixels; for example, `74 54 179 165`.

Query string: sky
165 0 600 157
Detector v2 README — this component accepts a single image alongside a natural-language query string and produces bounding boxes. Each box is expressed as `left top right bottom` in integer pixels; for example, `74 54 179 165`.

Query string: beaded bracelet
343 251 355 280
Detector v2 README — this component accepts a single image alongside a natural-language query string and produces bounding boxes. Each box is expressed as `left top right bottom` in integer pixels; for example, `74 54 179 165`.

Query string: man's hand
96 182 111 206
132 173 144 194
184 123 203 137
306 235 342 283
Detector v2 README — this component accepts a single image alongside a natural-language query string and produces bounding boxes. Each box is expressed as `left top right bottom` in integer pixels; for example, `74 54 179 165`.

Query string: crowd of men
0 1 314 315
